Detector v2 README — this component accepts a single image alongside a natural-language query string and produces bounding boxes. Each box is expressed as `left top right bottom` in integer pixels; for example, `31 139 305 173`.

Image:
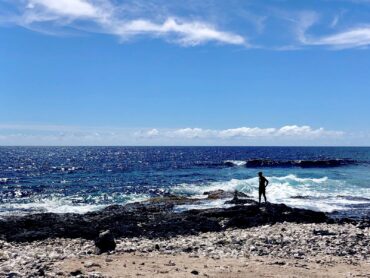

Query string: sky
0 0 370 146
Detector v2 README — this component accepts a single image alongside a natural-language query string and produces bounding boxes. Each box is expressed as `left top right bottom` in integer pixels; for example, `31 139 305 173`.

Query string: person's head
258 172 263 177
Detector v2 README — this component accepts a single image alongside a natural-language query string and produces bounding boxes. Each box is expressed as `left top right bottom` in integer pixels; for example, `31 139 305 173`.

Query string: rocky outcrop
0 194 337 242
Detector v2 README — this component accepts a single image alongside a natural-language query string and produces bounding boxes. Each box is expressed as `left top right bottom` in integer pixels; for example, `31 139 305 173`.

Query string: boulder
94 230 116 254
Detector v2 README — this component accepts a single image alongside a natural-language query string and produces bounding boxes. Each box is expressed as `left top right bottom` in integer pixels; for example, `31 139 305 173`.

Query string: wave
0 178 10 184
222 159 357 168
224 160 247 167
170 174 370 213
0 193 150 215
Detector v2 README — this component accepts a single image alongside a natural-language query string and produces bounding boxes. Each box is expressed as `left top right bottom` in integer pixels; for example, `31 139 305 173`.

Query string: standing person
258 172 269 205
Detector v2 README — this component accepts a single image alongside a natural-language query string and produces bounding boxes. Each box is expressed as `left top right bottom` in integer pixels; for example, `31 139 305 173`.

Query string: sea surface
0 147 369 219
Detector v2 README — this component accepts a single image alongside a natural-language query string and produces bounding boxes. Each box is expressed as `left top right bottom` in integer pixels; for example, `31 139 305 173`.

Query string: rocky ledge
0 190 367 243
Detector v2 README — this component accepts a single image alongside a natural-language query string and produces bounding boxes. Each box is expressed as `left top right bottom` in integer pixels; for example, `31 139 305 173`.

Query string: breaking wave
224 160 247 167
170 174 370 213
0 193 150 215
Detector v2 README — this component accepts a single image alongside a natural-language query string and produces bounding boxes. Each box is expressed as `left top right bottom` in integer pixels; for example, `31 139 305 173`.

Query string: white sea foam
0 193 150 215
2 174 368 215
224 160 247 166
0 178 10 184
175 199 234 212
171 174 370 213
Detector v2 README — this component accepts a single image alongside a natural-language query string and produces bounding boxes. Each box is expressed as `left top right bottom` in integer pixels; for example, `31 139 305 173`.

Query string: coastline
0 193 369 277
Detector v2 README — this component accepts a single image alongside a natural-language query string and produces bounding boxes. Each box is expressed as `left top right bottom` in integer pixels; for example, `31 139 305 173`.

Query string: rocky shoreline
0 191 349 242
0 191 369 277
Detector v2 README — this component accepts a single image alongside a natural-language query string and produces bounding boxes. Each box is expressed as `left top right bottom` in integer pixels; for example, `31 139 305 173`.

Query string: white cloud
302 27 370 48
136 125 343 140
4 1 370 49
146 128 160 137
9 0 246 46
292 11 320 44
291 10 370 49
114 18 246 46
218 127 276 138
276 125 343 137
26 0 100 18
0 124 346 146
170 128 214 138
277 9 370 50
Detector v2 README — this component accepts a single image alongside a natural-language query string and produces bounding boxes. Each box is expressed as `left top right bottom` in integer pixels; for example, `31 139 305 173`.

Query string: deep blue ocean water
0 147 369 218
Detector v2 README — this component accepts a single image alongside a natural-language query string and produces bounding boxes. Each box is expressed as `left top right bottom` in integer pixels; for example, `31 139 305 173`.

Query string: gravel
0 222 368 277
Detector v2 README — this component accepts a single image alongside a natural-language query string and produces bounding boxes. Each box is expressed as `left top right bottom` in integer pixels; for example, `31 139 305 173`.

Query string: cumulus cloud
134 125 344 140
146 128 160 137
165 125 343 139
218 127 276 138
0 124 345 145
170 128 214 138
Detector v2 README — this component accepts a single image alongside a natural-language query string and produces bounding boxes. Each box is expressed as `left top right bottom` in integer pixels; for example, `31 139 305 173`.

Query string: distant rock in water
290 195 311 200
243 159 356 168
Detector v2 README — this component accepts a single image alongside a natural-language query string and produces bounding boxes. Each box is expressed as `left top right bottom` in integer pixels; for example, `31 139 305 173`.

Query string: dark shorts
259 186 265 194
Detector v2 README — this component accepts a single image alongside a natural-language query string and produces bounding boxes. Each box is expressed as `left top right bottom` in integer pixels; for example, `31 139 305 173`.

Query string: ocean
0 146 369 219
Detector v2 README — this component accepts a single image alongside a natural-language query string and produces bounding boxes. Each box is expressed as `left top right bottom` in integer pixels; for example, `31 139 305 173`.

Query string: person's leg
263 191 267 203
258 190 261 205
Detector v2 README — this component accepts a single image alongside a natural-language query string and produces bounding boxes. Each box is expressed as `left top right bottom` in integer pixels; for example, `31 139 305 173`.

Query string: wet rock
204 190 248 199
95 230 116 254
144 196 201 206
225 198 257 205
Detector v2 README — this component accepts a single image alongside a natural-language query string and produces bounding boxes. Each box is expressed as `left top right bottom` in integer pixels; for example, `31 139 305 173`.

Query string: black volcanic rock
223 203 328 229
95 230 116 254
224 193 257 205
0 196 347 243
204 190 249 199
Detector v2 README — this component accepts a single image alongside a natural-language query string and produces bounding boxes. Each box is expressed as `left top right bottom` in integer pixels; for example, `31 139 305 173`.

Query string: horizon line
0 145 369 148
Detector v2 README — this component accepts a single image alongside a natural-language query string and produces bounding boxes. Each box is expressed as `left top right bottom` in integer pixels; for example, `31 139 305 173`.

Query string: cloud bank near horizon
2 0 370 49
0 124 359 146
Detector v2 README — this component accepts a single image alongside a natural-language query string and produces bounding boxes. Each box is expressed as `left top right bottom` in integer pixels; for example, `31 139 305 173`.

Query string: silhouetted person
258 172 269 205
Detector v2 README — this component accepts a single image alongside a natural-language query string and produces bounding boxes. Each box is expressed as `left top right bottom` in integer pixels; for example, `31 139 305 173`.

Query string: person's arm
265 178 269 188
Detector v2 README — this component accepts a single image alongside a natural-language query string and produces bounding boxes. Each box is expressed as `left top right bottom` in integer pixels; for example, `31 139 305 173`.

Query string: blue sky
0 0 370 145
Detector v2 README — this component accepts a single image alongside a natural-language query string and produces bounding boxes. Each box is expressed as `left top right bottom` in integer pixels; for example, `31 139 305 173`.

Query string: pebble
0 223 368 277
